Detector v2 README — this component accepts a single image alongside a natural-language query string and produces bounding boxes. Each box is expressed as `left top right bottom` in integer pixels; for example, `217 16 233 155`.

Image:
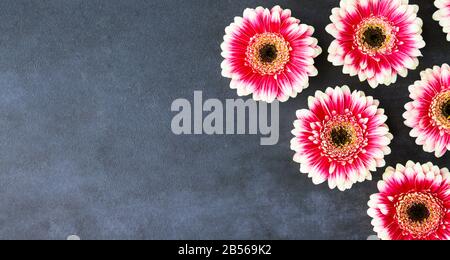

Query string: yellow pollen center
430 90 450 130
395 192 444 239
330 125 355 148
246 33 291 76
355 17 396 55
362 26 386 49
318 113 368 166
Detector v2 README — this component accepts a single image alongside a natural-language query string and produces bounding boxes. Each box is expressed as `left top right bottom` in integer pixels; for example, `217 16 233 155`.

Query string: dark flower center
259 44 278 63
407 203 430 223
362 27 386 49
443 100 450 119
330 127 352 147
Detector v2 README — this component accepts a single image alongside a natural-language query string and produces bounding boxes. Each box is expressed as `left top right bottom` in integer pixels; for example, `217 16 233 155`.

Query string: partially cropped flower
326 0 425 88
433 0 450 41
291 86 393 191
221 6 322 103
403 64 450 158
368 161 450 240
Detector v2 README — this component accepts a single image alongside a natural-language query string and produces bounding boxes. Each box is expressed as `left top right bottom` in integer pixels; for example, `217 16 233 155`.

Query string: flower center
362 27 386 49
246 33 291 76
443 99 450 119
396 192 444 239
259 44 278 63
430 90 450 130
318 112 368 165
355 17 396 56
330 126 353 147
407 203 430 223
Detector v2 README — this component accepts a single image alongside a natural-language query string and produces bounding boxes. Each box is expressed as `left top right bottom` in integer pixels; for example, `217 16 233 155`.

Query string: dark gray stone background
0 0 448 240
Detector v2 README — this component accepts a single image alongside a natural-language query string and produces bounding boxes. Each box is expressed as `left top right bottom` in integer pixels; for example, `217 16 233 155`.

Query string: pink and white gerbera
433 0 450 41
291 86 393 191
326 0 426 88
403 64 450 158
368 161 450 240
221 6 322 103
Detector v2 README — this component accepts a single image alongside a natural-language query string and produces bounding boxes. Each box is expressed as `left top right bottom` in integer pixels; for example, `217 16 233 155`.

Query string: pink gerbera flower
433 0 450 41
326 0 425 88
291 86 393 191
368 161 450 240
403 65 450 158
221 6 322 103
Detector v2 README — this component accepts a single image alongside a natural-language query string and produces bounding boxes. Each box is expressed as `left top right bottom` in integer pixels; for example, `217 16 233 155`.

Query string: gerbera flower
433 0 450 41
291 86 393 191
403 64 450 158
326 0 425 88
221 6 322 103
368 161 450 240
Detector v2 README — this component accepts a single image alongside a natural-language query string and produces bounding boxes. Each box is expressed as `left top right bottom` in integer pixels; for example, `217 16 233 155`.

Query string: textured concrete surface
0 0 448 240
